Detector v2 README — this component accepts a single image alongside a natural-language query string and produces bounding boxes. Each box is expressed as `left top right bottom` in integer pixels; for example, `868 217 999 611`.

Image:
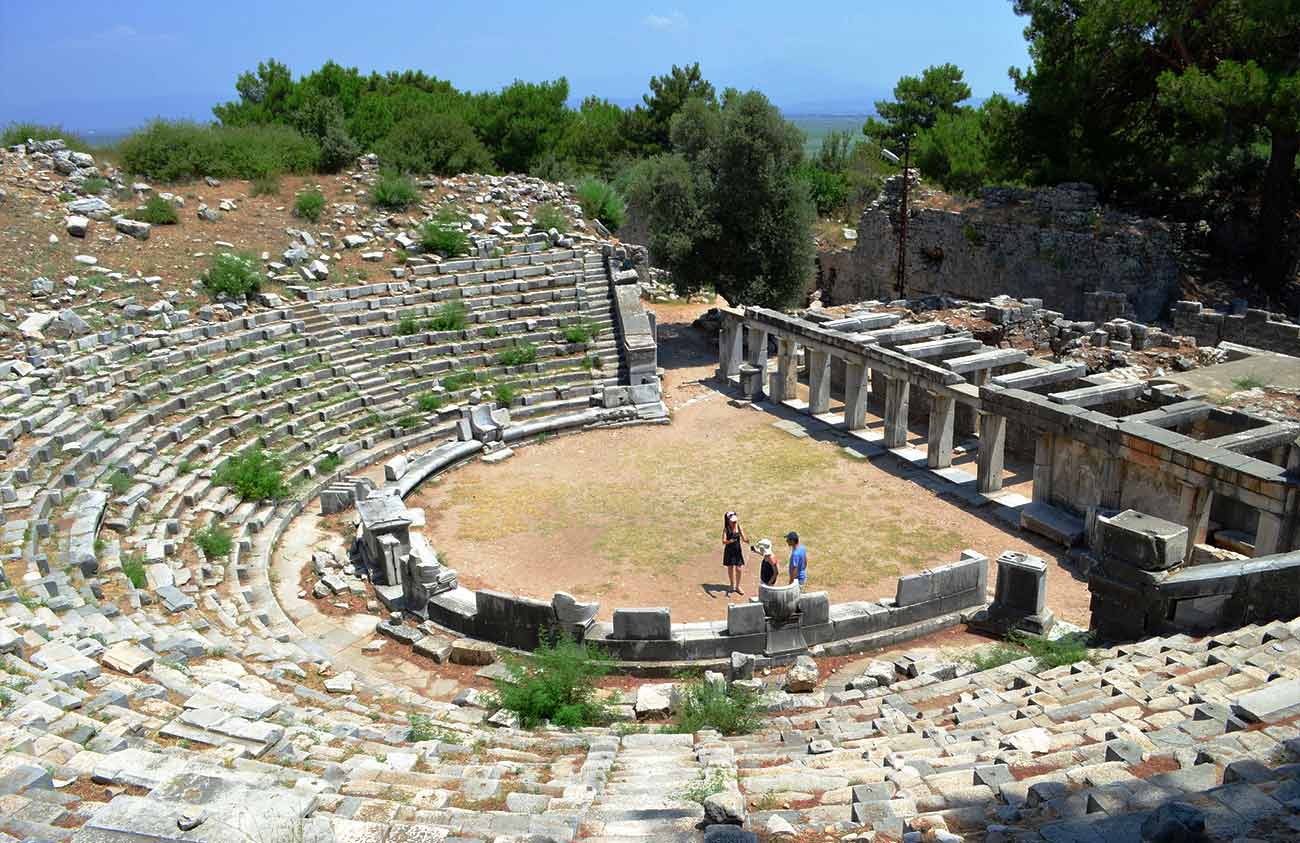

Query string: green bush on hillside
375 110 493 176
118 120 320 181
532 202 568 232
574 178 626 231
294 190 325 222
489 634 610 728
370 172 419 210
418 213 469 257
250 174 280 196
212 447 290 502
129 195 179 225
201 253 261 299
1 122 92 152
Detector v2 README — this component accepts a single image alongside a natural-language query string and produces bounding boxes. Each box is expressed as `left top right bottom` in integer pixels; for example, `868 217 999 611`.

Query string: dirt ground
409 300 1094 624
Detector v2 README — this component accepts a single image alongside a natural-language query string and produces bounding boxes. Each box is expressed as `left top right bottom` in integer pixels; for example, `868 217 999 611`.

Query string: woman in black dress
722 511 748 595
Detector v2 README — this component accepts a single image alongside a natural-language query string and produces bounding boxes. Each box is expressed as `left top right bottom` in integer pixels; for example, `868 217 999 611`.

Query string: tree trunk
1255 130 1299 294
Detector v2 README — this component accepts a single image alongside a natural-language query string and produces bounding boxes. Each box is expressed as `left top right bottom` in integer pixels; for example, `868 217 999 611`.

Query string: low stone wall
425 550 988 664
1171 300 1300 355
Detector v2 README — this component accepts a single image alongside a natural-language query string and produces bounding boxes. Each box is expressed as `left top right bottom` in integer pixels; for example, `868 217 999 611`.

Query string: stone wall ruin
818 178 1182 322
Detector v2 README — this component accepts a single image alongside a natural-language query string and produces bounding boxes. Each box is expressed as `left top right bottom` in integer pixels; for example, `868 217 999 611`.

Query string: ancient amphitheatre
2 48 1300 843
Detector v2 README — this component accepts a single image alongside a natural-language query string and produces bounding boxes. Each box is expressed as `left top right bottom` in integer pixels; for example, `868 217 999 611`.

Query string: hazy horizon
0 1 1030 134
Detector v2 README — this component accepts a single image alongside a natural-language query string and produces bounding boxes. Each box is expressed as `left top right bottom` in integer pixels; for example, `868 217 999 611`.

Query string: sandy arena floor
406 301 1094 624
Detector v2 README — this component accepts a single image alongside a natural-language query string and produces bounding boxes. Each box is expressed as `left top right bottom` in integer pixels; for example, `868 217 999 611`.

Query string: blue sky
0 1 1031 132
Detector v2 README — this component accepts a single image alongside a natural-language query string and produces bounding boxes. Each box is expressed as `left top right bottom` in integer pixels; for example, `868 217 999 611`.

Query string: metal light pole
895 133 911 301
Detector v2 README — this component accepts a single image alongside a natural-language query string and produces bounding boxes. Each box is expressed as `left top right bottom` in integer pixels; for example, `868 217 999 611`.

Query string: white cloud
61 24 177 49
643 11 687 31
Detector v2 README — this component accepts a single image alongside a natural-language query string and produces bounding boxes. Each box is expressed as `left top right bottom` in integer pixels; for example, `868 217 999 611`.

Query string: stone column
1178 483 1213 560
926 392 956 469
843 361 870 431
883 375 910 448
871 369 888 407
807 350 832 415
1032 432 1055 504
747 327 769 371
958 370 990 439
1255 511 1283 558
719 321 742 378
976 412 1006 494
773 338 799 403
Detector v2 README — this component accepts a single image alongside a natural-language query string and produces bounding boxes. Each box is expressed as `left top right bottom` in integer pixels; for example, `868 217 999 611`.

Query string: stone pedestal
739 363 764 400
926 392 955 468
976 412 1006 493
977 551 1054 636
765 615 807 656
807 350 832 415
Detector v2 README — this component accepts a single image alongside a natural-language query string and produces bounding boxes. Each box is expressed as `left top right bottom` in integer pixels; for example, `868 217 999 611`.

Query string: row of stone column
720 321 1008 495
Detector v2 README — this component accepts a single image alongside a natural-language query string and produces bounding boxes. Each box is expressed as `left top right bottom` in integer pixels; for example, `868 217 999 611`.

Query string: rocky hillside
0 140 606 354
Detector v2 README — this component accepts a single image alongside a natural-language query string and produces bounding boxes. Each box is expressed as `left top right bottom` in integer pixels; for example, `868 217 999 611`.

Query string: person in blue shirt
786 531 807 586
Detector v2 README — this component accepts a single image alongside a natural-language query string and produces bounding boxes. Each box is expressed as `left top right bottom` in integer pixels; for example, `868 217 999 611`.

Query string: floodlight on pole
880 147 900 165
893 134 912 301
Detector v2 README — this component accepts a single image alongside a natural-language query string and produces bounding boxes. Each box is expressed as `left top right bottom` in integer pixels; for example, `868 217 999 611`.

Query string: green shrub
1231 375 1265 391
176 459 196 475
489 634 610 728
581 354 602 371
496 343 537 366
966 632 1093 672
202 253 261 299
193 525 233 558
574 178 626 231
107 469 132 495
129 195 179 225
317 453 341 473
375 110 494 176
1017 631 1092 670
419 217 469 257
370 172 419 210
440 370 480 392
669 676 762 735
250 174 280 196
426 300 467 331
964 643 1028 671
397 317 419 336
532 202 568 232
482 325 500 338
494 384 517 404
406 713 462 744
121 554 147 589
396 414 421 430
563 321 599 344
81 176 110 195
1 122 92 151
294 189 325 222
417 392 445 413
675 768 732 804
118 120 320 181
213 447 289 502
